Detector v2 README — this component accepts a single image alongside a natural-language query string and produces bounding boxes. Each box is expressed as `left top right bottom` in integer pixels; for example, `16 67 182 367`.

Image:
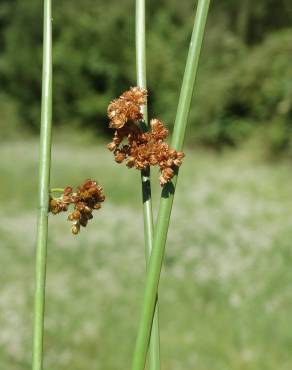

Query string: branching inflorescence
49 179 105 235
107 87 185 186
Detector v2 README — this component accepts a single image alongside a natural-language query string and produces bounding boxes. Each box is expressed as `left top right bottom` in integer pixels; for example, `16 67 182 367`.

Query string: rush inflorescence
49 179 105 235
107 87 185 186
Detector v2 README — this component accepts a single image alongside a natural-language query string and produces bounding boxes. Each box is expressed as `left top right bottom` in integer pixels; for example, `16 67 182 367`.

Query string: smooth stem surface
32 0 53 369
136 0 161 369
131 1 211 370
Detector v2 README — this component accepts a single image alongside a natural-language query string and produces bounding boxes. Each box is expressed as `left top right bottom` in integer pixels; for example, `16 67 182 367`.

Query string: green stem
32 1 53 369
131 1 211 369
136 1 161 369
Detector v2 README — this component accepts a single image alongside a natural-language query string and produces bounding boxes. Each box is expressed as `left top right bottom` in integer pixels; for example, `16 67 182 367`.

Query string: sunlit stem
136 0 161 369
131 1 211 369
32 0 53 369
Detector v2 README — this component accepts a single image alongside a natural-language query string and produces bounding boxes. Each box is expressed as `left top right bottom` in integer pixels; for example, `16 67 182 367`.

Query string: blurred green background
1 0 292 153
1 0 292 369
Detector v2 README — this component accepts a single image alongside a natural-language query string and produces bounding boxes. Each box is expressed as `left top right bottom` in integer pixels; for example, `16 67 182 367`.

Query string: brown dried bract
49 179 105 235
107 88 185 186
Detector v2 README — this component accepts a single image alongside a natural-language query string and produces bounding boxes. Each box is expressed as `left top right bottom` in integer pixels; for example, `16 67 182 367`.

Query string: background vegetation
1 138 292 370
0 0 292 154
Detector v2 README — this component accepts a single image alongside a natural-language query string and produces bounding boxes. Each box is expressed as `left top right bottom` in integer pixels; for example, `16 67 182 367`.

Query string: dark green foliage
1 0 136 132
192 30 292 153
0 0 292 154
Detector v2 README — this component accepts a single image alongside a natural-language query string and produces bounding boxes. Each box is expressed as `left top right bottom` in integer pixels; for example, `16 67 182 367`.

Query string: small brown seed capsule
71 210 81 220
177 151 185 159
163 167 174 179
159 174 168 186
98 194 105 202
63 186 73 196
115 152 126 163
107 142 116 151
169 149 176 158
174 158 182 167
126 156 135 168
68 213 74 221
79 219 88 227
84 206 92 214
71 223 80 235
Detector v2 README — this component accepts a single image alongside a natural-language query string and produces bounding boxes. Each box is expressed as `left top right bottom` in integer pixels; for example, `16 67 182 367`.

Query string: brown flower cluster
108 86 147 129
107 88 185 185
49 179 105 235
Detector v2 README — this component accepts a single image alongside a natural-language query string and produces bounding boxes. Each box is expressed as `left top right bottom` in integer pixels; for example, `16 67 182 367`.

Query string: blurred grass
1 137 292 370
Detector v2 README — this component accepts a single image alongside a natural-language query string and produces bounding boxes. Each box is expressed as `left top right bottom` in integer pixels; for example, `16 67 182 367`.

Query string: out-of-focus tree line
0 0 292 154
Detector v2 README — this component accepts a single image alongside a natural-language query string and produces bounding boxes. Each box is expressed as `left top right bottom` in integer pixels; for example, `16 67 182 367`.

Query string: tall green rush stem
32 0 52 369
136 1 161 369
131 1 211 369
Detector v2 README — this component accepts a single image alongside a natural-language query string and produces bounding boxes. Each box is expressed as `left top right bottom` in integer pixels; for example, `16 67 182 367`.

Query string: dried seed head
150 118 169 140
107 89 185 186
49 179 105 235
107 87 147 129
121 86 147 106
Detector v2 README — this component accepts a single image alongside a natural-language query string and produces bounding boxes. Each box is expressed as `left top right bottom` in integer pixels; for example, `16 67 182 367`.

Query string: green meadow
1 138 292 370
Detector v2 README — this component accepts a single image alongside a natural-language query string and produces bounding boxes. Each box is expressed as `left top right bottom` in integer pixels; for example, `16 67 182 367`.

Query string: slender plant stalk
32 0 53 369
131 1 211 369
136 1 161 369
